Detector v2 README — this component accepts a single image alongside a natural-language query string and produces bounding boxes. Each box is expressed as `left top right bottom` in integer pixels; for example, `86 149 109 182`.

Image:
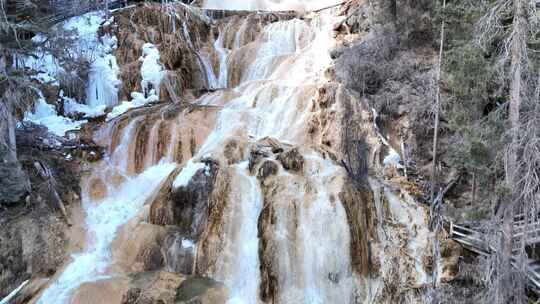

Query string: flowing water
35 1 360 303
214 162 264 304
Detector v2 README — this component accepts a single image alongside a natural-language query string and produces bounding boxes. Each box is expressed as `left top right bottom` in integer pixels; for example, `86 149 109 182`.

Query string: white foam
203 0 342 11
36 163 176 304
217 162 263 304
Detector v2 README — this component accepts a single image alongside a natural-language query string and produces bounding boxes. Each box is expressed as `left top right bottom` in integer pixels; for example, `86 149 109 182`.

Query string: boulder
277 147 304 173
120 272 226 304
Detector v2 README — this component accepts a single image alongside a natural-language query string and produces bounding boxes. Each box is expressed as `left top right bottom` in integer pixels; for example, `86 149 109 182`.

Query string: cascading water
203 0 342 11
36 162 176 303
189 3 356 303
36 113 177 303
214 163 263 304
35 2 363 303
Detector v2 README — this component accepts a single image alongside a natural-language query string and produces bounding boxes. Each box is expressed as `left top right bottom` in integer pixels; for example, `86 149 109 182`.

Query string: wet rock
339 180 378 276
277 147 304 173
257 195 280 304
149 159 220 243
120 272 226 304
115 3 212 101
257 160 279 181
248 149 268 173
72 277 129 304
193 168 232 275
162 231 196 275
121 271 183 304
223 138 247 165
175 277 226 304
171 160 219 239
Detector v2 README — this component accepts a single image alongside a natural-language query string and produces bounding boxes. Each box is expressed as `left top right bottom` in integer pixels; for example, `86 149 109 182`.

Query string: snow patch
106 91 159 121
106 43 164 121
63 94 106 118
24 94 86 137
383 149 403 168
140 43 164 95
20 11 121 133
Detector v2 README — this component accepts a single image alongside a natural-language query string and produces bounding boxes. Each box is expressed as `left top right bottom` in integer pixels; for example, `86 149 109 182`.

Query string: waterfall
190 4 356 303
214 28 230 89
202 0 342 11
215 162 263 304
36 2 361 303
297 155 355 304
36 162 176 304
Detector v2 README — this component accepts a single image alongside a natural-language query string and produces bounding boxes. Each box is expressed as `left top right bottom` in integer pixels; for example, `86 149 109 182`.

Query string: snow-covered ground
18 4 170 135
20 12 121 136
23 94 86 137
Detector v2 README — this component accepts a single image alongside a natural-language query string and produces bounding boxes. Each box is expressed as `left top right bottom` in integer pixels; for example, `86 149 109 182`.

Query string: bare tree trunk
105 0 110 18
0 92 30 204
508 0 526 176
430 0 446 202
499 0 527 302
430 3 446 303
471 170 476 205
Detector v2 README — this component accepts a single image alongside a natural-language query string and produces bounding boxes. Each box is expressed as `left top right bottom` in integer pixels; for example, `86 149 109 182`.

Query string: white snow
20 11 121 134
106 91 159 121
383 149 403 168
24 94 86 137
172 160 207 188
140 43 164 95
105 43 164 121
181 239 195 249
63 94 107 118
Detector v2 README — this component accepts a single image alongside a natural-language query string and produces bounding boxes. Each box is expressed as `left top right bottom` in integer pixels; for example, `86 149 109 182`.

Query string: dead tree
476 0 537 302
430 0 446 203
498 0 528 303
33 161 71 225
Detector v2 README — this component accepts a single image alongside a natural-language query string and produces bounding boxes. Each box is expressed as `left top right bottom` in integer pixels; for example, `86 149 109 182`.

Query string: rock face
169 160 219 239
120 272 226 304
0 125 84 299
